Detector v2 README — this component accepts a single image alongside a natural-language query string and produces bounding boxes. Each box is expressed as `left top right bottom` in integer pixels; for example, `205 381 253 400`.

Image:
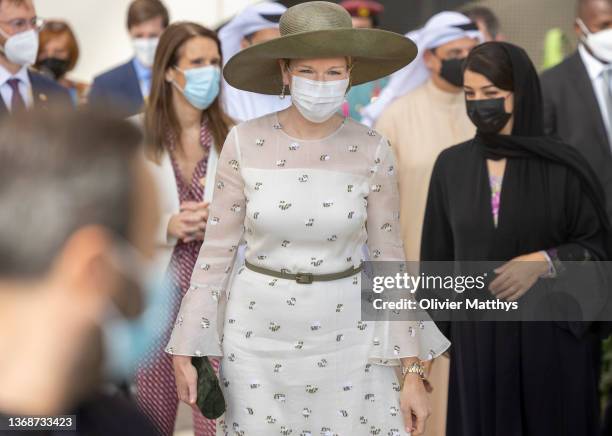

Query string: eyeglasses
0 16 45 34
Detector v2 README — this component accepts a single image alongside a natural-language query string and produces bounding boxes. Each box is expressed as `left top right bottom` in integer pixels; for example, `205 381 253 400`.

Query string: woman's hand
168 201 210 242
489 251 550 301
173 355 198 407
400 373 431 435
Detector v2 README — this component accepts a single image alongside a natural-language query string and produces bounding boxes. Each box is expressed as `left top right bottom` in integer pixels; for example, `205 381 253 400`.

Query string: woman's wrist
403 371 423 383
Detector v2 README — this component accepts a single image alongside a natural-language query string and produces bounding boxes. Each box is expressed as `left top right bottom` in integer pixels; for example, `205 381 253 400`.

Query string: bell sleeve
165 127 246 357
365 138 450 364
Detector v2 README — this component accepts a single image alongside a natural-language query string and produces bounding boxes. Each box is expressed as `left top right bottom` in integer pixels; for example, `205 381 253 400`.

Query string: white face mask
0 28 39 66
290 75 349 123
132 37 159 68
577 19 612 63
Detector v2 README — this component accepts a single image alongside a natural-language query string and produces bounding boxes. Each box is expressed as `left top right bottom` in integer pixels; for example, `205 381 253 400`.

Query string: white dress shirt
579 44 612 145
0 65 33 111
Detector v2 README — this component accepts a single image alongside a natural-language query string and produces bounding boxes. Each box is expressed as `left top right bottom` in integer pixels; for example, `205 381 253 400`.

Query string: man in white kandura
218 1 290 122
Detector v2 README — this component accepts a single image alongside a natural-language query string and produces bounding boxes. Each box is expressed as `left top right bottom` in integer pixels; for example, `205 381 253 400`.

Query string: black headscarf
474 42 611 252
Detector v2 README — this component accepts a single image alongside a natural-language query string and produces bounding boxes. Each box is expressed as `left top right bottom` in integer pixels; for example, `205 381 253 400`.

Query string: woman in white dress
167 2 450 435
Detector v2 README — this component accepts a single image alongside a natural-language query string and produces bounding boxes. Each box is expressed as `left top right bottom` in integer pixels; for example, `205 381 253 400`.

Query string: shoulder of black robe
420 140 476 339
421 139 475 263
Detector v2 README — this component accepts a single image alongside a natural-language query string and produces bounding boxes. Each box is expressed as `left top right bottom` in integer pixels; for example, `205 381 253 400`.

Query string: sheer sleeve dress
166 112 450 436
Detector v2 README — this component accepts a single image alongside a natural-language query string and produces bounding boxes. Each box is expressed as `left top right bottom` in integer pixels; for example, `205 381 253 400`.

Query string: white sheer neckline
273 111 347 143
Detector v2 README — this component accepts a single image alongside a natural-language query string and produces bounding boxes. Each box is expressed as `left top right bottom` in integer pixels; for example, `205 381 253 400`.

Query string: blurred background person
35 20 89 105
339 0 388 121
361 11 482 127
89 0 169 118
541 0 612 219
218 1 288 122
459 3 505 42
422 41 611 436
375 11 480 264
541 1 612 432
0 0 70 114
134 21 233 436
0 108 160 435
341 0 383 28
374 12 481 436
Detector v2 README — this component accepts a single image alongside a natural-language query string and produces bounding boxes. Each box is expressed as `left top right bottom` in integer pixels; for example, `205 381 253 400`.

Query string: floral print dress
166 113 450 436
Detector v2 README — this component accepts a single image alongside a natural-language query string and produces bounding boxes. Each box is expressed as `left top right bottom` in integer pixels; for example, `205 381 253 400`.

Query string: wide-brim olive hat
223 1 417 95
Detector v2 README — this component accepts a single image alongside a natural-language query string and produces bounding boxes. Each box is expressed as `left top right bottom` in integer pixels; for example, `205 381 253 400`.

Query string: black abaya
420 42 611 436
423 141 605 436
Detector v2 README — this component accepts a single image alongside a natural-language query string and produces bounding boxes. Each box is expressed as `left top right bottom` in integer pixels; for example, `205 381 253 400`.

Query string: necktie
7 78 26 112
602 67 612 148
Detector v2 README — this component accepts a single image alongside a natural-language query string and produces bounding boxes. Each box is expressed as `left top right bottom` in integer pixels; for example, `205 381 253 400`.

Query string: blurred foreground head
0 107 160 415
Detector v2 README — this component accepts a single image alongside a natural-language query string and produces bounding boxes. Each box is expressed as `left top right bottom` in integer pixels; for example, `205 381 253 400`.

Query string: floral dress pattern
166 113 450 436
490 174 503 228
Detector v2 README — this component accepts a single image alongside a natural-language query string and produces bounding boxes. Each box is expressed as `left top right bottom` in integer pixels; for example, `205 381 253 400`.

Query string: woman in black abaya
421 42 612 436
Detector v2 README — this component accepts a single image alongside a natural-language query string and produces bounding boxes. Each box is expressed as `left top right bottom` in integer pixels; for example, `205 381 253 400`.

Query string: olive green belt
244 260 363 284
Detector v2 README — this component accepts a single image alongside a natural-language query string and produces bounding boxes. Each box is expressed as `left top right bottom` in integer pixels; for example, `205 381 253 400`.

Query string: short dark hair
127 0 169 30
0 108 143 277
463 42 514 91
460 4 501 39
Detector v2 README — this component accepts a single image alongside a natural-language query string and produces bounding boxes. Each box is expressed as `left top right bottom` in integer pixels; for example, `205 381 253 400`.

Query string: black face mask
439 57 465 87
466 97 512 134
36 57 70 80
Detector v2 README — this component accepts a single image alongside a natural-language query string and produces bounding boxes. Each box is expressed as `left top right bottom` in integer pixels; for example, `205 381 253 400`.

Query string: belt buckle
295 272 314 284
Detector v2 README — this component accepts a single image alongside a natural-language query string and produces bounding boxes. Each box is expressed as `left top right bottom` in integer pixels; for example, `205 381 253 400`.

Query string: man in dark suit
0 0 71 115
88 0 168 118
541 0 612 218
542 3 612 434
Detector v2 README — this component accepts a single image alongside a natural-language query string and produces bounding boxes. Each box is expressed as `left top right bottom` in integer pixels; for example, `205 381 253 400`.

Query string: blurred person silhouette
0 0 71 114
132 21 233 436
459 3 505 42
218 1 289 122
422 41 612 436
339 0 388 121
361 11 481 128
374 11 481 267
89 0 169 118
341 0 382 28
541 0 612 220
35 20 89 105
0 108 162 435
373 12 481 436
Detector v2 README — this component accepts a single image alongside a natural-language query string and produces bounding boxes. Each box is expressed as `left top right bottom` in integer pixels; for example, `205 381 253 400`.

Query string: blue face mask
101 244 173 380
174 65 221 110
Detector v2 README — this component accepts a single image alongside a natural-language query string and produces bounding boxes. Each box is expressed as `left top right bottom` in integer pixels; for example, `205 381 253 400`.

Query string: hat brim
223 28 417 95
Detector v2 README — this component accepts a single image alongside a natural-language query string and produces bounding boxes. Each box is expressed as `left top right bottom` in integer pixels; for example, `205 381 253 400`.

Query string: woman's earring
280 84 287 100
